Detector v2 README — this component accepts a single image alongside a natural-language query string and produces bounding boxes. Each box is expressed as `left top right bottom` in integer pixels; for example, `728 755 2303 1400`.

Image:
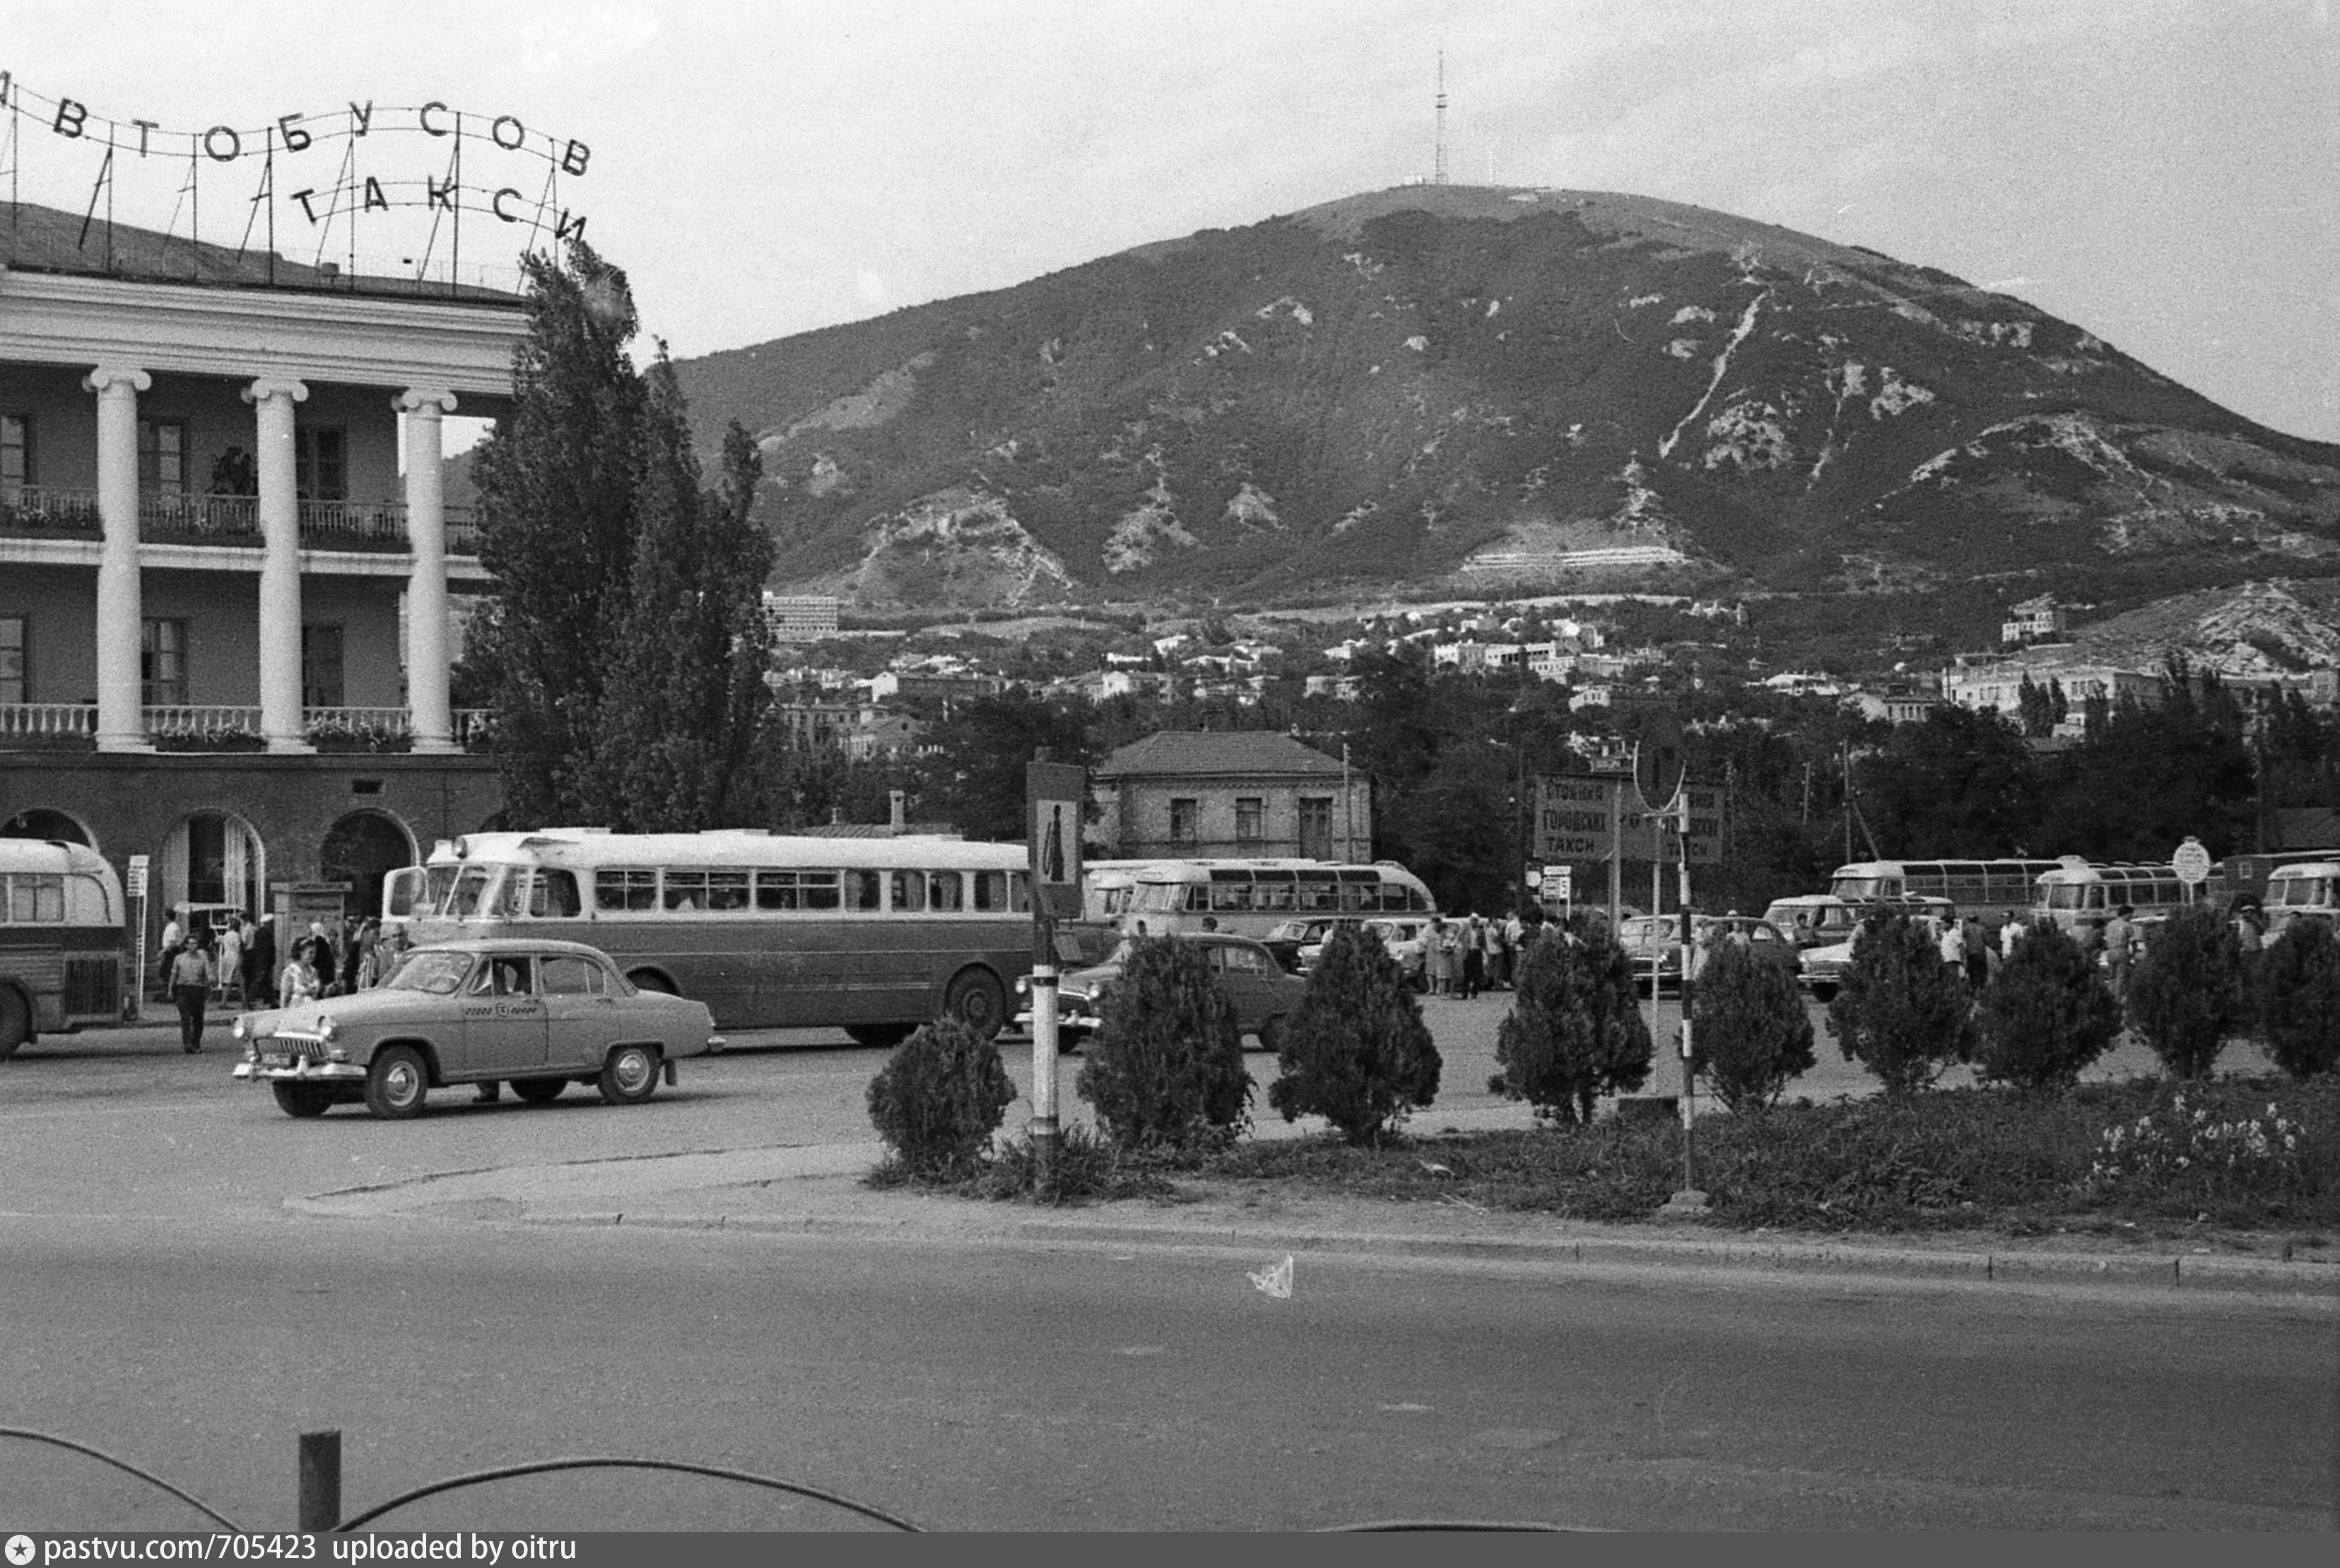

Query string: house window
1298 796 1334 861
302 624 345 709
295 427 348 502
0 616 24 704
1 415 30 489
139 418 189 496
1168 797 1198 844
141 619 187 707
1234 796 1264 844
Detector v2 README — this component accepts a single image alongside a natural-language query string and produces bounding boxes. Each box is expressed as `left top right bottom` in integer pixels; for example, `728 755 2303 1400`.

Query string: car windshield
382 950 474 996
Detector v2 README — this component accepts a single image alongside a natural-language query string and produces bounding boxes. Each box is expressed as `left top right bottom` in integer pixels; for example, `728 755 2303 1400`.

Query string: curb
507 1208 2339 1296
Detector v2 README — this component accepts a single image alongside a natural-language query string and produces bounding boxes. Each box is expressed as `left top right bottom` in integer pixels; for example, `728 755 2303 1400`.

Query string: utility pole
1433 50 1449 186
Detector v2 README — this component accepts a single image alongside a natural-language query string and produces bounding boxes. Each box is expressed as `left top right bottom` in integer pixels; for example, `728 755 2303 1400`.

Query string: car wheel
0 986 29 1060
511 1076 566 1105
845 1024 913 1049
363 1045 429 1120
943 967 1008 1039
271 1080 334 1118
1811 982 1839 1003
1255 1015 1287 1055
598 1043 660 1105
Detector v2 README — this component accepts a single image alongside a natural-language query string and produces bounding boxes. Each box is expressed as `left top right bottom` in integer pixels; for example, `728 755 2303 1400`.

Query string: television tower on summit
1433 50 1450 185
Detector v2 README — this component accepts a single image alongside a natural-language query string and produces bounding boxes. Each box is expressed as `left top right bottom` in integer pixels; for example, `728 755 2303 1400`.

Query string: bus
1115 859 1437 940
2261 861 2339 934
1827 859 2062 926
2029 859 2205 931
396 830 1034 1042
0 839 127 1058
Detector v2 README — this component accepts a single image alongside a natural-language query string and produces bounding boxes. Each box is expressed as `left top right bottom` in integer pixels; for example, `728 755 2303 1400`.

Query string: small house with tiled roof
1091 731 1371 861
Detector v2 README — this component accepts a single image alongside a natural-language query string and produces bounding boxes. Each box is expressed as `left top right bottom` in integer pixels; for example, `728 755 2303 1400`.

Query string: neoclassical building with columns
1 204 524 950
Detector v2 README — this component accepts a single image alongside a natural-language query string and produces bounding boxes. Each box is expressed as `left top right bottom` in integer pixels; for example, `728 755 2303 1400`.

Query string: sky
4 0 2337 442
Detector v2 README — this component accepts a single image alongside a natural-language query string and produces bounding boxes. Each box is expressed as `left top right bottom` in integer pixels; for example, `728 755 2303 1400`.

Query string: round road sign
2172 837 2212 886
1634 712 1686 814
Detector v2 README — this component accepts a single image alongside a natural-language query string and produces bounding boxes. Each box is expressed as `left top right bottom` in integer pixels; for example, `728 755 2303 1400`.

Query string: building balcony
0 702 495 752
0 485 481 556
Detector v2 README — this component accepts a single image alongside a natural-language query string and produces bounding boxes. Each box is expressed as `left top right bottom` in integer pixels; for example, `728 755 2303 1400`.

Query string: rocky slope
674 185 2340 608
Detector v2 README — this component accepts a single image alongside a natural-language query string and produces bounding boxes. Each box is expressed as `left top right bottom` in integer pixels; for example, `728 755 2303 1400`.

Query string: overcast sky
6 0 2336 441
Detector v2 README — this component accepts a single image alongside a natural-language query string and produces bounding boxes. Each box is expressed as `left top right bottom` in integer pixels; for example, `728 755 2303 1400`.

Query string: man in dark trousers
249 916 278 1007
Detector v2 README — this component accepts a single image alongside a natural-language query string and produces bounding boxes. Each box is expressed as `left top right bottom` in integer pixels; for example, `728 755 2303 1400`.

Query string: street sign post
1025 758 1088 1189
2173 836 2213 902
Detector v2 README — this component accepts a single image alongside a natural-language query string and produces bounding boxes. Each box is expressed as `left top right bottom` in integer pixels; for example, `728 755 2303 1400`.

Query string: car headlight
232 1018 249 1040
316 1015 338 1042
1013 976 1030 996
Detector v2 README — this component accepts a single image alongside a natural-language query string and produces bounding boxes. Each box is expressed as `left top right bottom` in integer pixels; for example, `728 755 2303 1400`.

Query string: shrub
1972 921 2123 1090
2257 919 2340 1080
864 1019 1017 1180
1827 912 1972 1094
1493 922 1652 1125
1267 924 1441 1145
1076 936 1252 1153
2087 1088 2312 1206
2125 903 2246 1080
1691 937 1815 1113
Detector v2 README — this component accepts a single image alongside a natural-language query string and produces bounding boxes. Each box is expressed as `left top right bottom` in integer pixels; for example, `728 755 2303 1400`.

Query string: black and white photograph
1 0 2335 1538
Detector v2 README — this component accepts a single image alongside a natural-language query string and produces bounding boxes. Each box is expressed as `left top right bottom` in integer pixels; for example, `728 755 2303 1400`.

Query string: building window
141 619 187 707
139 418 189 496
1168 797 1197 844
301 623 345 709
1 415 30 489
295 427 347 502
1298 796 1333 860
1234 796 1264 843
0 616 23 704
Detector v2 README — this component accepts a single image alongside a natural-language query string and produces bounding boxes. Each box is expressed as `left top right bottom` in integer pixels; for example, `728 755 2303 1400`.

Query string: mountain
2028 579 2340 680
672 185 2340 610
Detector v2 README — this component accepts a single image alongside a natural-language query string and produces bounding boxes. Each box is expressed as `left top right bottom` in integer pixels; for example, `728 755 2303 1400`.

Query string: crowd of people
153 910 400 1054
1418 911 1539 998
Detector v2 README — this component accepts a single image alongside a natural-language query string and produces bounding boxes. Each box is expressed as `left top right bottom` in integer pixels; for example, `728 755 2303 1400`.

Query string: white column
86 365 154 753
397 387 461 755
244 377 311 754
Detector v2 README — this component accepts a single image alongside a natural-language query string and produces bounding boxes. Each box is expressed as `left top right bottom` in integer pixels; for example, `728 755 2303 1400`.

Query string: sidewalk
290 1126 2340 1300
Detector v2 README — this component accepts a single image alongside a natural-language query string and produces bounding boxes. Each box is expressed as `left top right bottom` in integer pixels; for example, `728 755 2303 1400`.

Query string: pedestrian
1461 914 1485 999
168 933 214 1053
1480 913 1506 991
236 914 260 1003
2232 902 2265 956
2000 912 2026 962
338 921 365 995
250 915 278 1006
1962 914 1990 991
214 918 245 1008
157 907 185 993
353 917 383 989
280 941 322 1008
1426 917 1452 996
1937 915 1967 986
307 920 339 994
1500 910 1524 986
2103 904 2138 998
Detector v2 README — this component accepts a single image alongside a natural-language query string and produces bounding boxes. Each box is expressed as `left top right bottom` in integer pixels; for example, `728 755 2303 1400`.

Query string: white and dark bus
395 830 1033 1042
0 839 127 1057
1827 859 2063 926
1111 858 1437 941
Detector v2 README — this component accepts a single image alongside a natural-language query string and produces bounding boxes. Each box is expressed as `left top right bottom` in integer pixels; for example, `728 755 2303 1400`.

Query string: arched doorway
320 811 417 921
1 808 95 847
159 810 266 921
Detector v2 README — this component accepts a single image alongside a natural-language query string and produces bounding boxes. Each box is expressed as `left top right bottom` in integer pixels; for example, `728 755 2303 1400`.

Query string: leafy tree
1690 936 1815 1112
2126 903 2247 1080
1493 922 1654 1124
1972 922 2122 1090
2257 919 2340 1080
864 1020 1017 1180
1076 938 1253 1153
919 693 1091 842
1267 925 1441 1144
592 360 775 829
1827 912 1972 1093
1854 707 2043 856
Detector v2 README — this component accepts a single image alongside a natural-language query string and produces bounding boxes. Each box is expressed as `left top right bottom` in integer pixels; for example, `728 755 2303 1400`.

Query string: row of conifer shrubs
864 909 2340 1225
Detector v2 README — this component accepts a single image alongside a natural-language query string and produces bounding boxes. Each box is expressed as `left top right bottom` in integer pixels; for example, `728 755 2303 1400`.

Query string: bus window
1255 871 1296 912
3 874 61 923
705 871 751 912
1009 871 1032 913
755 870 840 911
891 871 927 912
846 871 883 912
66 873 115 924
664 871 709 912
1298 873 1339 913
929 871 964 912
446 865 495 918
972 870 1009 912
528 869 582 919
595 868 659 912
1209 880 1253 913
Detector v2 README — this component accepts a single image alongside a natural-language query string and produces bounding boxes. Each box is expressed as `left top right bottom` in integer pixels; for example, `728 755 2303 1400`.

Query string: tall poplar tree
468 240 772 829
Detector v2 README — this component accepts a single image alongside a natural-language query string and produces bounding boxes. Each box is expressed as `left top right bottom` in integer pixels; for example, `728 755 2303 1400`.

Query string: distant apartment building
765 594 841 641
1944 660 2166 717
1092 731 1370 862
772 699 925 760
2001 594 2071 647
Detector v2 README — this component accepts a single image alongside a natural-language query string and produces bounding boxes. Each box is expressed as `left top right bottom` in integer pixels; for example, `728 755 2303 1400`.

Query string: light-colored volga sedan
231 938 724 1119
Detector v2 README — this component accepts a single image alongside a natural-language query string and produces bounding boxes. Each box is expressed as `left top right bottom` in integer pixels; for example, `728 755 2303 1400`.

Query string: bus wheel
599 1044 661 1105
944 968 1007 1039
271 1080 334 1118
846 1024 913 1049
0 988 28 1060
363 1046 429 1120
627 970 676 995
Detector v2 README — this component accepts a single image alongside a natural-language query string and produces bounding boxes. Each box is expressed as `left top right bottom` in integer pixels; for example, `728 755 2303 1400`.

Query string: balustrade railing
0 703 98 737
0 705 495 749
0 486 476 555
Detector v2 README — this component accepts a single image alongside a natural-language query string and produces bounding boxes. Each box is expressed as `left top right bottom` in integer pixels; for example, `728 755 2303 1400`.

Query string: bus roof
0 839 117 878
437 830 1028 871
2266 861 2340 878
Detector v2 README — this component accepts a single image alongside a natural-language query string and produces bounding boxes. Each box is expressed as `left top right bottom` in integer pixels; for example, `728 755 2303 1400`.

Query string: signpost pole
126 853 149 1022
1026 756 1087 1194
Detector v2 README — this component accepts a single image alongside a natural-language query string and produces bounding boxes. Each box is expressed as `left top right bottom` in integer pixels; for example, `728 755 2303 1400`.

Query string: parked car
1619 913 1800 994
1261 916 1358 974
1763 893 1956 950
1298 916 1435 989
1013 933 1306 1051
1799 910 1953 1002
230 938 723 1119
